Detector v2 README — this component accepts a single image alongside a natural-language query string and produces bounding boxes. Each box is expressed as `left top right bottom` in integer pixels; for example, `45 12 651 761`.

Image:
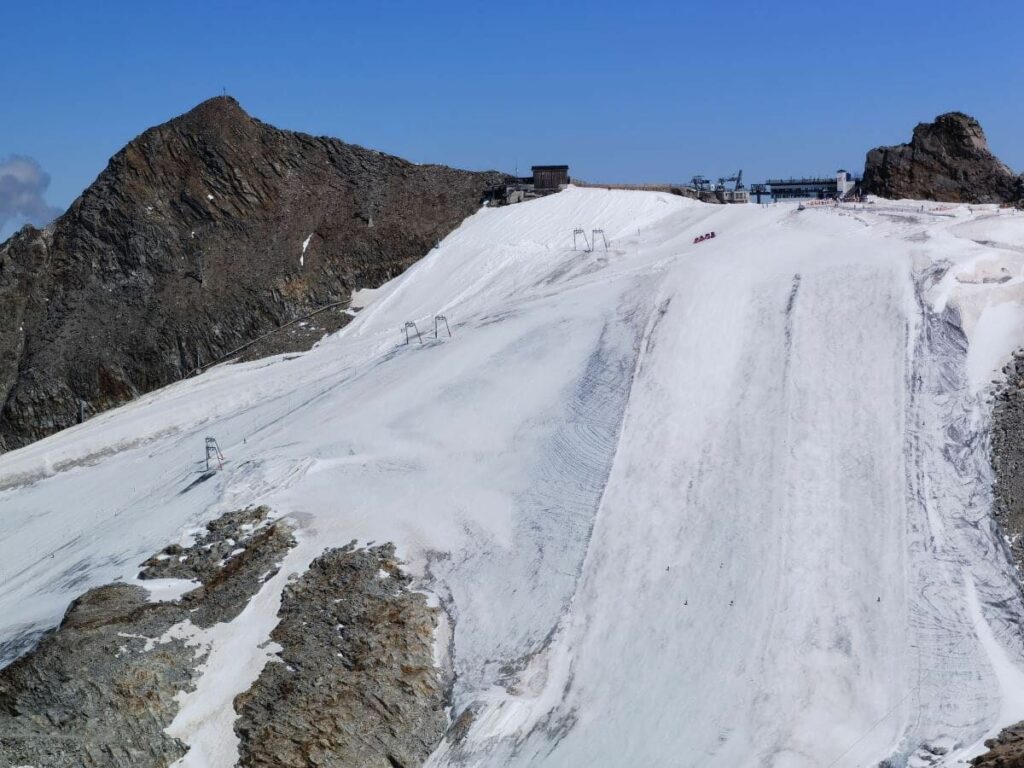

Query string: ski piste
3 188 1024 766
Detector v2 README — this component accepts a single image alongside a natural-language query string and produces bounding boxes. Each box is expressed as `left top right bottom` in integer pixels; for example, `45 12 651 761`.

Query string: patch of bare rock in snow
0 507 442 768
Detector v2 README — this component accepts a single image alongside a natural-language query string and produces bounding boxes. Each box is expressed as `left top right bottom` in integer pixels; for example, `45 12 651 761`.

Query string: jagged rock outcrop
234 543 446 767
0 582 196 767
0 506 295 767
972 721 1024 766
0 507 445 767
863 111 1024 204
0 97 510 451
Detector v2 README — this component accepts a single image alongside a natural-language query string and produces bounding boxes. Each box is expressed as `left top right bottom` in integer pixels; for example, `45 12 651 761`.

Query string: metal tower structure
434 315 452 339
205 437 225 472
403 321 423 345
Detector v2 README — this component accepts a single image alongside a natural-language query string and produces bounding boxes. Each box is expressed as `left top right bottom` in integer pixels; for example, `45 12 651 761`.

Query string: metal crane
724 170 744 191
690 175 711 193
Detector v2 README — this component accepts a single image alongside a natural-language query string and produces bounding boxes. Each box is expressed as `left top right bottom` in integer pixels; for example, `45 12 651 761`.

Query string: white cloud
0 155 62 236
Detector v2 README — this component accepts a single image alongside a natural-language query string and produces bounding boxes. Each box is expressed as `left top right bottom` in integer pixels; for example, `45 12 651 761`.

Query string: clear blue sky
2 0 1023 237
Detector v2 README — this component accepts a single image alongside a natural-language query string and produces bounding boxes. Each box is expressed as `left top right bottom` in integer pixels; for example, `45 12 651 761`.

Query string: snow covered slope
3 188 1024 766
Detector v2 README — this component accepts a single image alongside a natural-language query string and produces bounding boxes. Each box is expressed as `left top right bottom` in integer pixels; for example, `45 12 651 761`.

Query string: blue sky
2 0 1023 238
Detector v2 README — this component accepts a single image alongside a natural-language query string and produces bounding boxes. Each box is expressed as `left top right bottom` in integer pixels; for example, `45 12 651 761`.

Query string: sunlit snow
2 188 1024 766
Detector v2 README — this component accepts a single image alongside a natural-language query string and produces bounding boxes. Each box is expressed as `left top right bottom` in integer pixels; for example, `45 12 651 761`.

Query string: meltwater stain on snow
427 284 656 708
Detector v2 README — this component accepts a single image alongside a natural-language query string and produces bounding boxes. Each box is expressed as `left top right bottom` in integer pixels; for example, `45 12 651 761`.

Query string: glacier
2 188 1024 766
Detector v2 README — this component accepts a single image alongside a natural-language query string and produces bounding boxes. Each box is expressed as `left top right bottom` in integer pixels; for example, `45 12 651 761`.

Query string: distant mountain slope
0 97 509 450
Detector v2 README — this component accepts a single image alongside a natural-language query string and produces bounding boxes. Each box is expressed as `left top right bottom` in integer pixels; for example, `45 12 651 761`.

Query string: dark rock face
234 543 446 768
0 506 295 768
863 112 1024 204
0 97 510 451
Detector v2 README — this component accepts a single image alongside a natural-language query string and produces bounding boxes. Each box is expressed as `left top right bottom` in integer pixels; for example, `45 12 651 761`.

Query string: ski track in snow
2 190 1024 766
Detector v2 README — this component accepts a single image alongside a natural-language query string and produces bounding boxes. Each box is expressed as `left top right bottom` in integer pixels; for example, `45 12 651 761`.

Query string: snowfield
3 188 1024 766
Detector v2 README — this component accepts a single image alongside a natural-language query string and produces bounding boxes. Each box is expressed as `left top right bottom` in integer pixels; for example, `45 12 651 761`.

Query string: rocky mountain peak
916 111 990 153
177 94 250 123
862 111 1023 203
0 99 511 450
105 96 256 174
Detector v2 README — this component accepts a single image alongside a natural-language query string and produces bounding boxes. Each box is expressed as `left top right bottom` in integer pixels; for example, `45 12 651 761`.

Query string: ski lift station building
531 165 570 192
485 165 571 206
761 170 859 201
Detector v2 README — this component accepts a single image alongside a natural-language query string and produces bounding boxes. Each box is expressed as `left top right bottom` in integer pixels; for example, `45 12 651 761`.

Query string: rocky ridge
0 506 294 767
863 112 1024 204
0 96 510 450
234 543 446 768
972 722 1024 767
0 507 446 767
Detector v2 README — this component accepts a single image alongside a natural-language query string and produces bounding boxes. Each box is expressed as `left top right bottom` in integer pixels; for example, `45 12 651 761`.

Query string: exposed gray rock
0 507 448 767
0 96 511 451
989 349 1024 572
972 721 1024 766
0 583 193 767
140 505 296 628
232 304 354 363
234 543 446 768
863 112 1024 204
0 505 296 768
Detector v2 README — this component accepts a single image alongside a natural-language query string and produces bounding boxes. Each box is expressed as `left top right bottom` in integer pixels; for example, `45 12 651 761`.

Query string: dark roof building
532 165 570 191
484 165 571 206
